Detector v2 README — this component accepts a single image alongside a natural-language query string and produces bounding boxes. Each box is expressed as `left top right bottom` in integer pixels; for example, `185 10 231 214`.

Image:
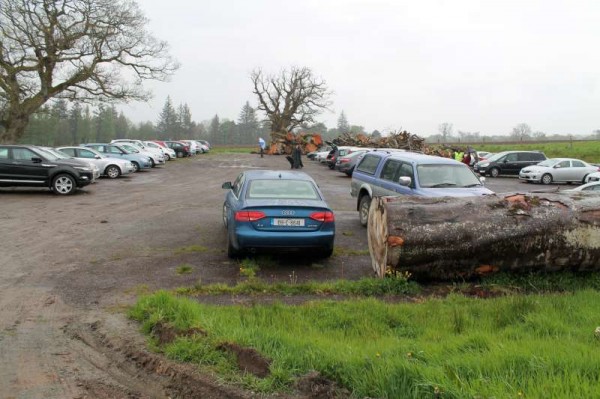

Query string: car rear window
247 179 320 200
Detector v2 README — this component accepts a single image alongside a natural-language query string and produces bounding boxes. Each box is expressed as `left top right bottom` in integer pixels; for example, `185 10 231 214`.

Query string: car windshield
485 152 508 162
417 164 482 188
536 159 560 167
247 179 321 200
121 144 139 153
112 145 130 154
37 148 69 160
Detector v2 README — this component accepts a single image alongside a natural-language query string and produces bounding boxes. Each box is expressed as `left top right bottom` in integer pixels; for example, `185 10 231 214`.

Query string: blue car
222 170 335 258
82 143 152 172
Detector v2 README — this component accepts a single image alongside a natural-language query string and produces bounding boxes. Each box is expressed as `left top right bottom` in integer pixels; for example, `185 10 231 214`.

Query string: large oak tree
0 0 178 143
251 66 331 142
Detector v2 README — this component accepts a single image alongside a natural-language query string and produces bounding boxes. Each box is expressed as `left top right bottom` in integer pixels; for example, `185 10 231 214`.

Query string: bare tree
251 66 331 142
511 123 532 141
0 0 178 143
438 122 453 143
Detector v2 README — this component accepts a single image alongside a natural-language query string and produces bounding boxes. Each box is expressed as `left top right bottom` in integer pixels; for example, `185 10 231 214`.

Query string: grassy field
209 141 600 162
469 141 600 163
130 287 600 398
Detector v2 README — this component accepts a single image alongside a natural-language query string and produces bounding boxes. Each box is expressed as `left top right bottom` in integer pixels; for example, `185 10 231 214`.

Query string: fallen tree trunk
367 193 600 280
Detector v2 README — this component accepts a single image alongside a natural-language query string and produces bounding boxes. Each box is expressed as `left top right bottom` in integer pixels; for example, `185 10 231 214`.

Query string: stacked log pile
367 192 600 280
267 132 324 155
332 131 427 152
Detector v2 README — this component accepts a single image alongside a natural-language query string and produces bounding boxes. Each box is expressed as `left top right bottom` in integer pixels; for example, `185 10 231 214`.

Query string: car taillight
235 211 266 222
310 211 335 223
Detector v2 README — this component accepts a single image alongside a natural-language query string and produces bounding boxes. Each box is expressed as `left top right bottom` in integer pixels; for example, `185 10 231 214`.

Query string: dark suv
474 151 546 177
0 145 94 195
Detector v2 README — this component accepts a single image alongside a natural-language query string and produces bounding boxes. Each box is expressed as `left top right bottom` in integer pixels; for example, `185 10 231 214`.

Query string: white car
585 171 600 183
111 139 166 166
57 146 135 179
563 181 600 193
118 142 165 167
144 140 176 161
519 158 599 185
181 140 200 155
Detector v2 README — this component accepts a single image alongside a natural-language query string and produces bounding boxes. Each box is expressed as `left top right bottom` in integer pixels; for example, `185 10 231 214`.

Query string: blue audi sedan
222 170 335 258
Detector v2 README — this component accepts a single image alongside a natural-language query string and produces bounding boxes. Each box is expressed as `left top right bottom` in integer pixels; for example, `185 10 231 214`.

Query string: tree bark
367 193 600 280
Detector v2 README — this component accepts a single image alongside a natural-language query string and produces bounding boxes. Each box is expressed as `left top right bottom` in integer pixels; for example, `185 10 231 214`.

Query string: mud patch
68 319 252 399
217 341 271 378
296 371 350 399
152 321 208 345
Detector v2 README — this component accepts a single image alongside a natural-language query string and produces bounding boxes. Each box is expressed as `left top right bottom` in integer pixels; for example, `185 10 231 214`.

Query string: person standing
258 137 266 158
292 144 303 169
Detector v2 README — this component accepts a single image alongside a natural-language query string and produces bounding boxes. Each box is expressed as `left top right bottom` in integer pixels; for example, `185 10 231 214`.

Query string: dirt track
0 153 375 398
0 152 558 398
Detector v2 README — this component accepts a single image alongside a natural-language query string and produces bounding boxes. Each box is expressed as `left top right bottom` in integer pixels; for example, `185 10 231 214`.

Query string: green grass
209 145 255 154
130 290 600 398
176 276 417 297
173 245 209 255
176 264 193 275
472 141 600 163
333 246 370 257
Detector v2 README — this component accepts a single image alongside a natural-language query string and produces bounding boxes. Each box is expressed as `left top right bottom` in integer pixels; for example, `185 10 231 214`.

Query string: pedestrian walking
258 137 266 158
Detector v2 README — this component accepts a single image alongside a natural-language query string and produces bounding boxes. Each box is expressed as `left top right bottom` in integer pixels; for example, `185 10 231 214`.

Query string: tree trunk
367 193 600 280
0 111 31 144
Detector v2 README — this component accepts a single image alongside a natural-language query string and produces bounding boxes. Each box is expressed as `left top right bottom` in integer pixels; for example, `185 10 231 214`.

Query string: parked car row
0 139 211 195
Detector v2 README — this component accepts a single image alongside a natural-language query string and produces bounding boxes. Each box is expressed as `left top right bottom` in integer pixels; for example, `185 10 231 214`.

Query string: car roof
243 170 315 181
370 151 465 165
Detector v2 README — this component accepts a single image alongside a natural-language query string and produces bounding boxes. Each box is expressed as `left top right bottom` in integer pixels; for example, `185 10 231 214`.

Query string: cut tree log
367 192 600 280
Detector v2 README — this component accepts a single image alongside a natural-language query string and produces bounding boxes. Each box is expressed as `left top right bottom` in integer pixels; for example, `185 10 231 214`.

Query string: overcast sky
123 0 600 136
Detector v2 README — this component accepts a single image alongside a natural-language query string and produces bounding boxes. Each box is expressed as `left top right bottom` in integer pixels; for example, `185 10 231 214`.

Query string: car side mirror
95 155 101 159
222 182 232 189
503 159 508 163
31 157 43 163
398 176 412 186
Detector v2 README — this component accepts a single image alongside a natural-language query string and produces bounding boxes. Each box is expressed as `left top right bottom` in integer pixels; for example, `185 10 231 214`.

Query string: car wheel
131 162 140 172
150 158 156 168
177 151 183 158
318 246 334 258
582 175 588 184
222 204 229 228
359 195 371 227
541 173 552 185
164 154 171 161
227 232 241 258
489 167 500 178
105 165 120 179
52 174 76 195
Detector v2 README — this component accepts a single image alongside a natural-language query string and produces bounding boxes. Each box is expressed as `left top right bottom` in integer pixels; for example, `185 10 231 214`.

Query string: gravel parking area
0 152 569 398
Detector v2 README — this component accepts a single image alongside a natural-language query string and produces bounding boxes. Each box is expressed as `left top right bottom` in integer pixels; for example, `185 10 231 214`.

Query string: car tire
318 246 334 258
582 175 588 184
176 151 183 158
489 167 500 178
150 158 156 168
105 165 120 179
164 154 171 161
227 232 241 258
131 162 140 172
359 195 371 227
52 174 76 195
541 173 552 185
222 204 229 228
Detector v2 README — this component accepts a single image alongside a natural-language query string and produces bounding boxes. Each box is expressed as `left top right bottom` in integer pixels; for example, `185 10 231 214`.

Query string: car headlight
75 166 91 171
